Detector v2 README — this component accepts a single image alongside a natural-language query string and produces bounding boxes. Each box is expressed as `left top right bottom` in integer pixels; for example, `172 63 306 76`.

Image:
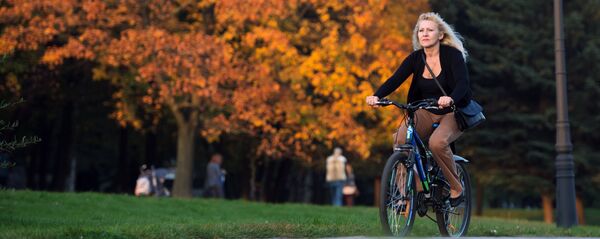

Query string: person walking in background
326 147 346 206
135 165 154 196
204 154 225 198
343 163 359 207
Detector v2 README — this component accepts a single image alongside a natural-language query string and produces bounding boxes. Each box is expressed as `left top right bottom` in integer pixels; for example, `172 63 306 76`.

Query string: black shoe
449 193 464 207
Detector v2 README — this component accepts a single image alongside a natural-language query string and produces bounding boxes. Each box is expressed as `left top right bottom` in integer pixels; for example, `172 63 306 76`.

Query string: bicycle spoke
384 162 413 236
442 164 469 237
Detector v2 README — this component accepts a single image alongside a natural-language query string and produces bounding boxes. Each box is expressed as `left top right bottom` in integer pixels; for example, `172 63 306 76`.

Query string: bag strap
422 53 458 111
421 53 448 96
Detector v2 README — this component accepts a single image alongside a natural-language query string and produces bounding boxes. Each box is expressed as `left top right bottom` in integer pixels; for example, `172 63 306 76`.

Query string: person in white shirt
326 147 347 206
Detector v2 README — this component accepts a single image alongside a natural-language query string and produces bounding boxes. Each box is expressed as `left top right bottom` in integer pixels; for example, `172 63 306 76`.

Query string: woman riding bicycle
366 12 471 207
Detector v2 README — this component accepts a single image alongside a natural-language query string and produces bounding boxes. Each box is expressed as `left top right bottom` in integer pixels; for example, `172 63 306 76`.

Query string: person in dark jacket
366 12 471 207
204 154 225 198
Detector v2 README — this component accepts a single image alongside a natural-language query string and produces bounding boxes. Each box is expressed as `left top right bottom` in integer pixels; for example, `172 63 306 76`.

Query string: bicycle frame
377 98 472 237
393 110 433 195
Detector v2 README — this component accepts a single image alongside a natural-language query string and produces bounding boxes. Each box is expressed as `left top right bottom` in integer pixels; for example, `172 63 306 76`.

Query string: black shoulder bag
422 53 485 131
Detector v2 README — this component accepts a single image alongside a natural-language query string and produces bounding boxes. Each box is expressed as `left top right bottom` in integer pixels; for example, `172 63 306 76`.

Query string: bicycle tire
379 152 417 237
436 162 472 237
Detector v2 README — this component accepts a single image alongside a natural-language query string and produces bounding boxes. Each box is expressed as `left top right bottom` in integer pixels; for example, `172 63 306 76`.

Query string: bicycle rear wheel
436 162 472 237
379 152 416 237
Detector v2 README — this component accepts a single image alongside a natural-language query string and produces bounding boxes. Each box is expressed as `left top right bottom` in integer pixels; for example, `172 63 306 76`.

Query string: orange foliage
224 0 429 160
1 0 429 161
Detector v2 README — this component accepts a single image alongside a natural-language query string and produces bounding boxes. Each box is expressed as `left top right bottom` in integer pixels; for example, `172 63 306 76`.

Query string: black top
417 70 452 115
374 45 472 108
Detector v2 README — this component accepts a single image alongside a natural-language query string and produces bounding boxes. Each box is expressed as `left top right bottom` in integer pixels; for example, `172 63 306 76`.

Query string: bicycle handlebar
376 98 441 111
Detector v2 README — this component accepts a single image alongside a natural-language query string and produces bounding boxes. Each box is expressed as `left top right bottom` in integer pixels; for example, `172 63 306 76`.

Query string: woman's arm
373 52 416 98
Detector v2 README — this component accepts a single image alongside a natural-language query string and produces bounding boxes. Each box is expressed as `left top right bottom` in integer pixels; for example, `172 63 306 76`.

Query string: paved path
322 237 600 239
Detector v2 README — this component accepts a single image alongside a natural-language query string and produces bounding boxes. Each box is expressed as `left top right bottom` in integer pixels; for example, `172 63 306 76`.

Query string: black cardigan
374 45 472 108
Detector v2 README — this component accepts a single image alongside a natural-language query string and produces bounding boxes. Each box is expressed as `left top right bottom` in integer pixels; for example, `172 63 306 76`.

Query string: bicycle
376 98 472 237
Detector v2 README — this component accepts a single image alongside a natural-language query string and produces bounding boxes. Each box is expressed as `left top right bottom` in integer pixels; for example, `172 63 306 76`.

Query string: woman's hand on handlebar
438 96 454 109
366 96 380 107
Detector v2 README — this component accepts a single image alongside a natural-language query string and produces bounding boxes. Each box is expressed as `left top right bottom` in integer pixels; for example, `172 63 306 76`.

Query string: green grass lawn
481 208 600 226
1 190 599 238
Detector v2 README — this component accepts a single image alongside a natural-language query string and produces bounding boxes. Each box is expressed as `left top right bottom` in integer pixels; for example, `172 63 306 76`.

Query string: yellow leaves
112 97 143 130
1 0 429 162
223 31 236 41
353 12 373 29
358 81 374 99
251 118 264 127
267 19 278 28
41 46 67 67
369 0 388 11
319 13 330 22
293 131 306 140
214 0 289 28
320 27 340 52
298 25 311 37
347 33 367 55
0 37 16 54
82 0 106 21
43 27 57 36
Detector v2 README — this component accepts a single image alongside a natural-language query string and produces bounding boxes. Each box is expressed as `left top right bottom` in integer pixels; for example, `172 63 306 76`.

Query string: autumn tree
1 0 427 198
207 0 428 199
1 0 244 197
210 0 429 159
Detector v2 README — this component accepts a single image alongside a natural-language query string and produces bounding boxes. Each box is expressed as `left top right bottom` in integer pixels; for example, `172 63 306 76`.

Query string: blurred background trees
431 0 600 223
1 0 598 223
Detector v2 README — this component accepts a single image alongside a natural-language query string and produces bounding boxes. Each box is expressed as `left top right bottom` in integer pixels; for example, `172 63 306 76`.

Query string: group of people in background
134 164 173 197
135 149 359 206
326 147 358 207
135 154 225 198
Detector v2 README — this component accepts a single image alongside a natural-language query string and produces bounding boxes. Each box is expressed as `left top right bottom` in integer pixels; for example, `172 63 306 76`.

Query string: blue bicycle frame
393 111 434 194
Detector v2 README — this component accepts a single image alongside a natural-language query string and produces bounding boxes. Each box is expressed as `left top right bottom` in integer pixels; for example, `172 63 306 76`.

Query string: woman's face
418 20 443 48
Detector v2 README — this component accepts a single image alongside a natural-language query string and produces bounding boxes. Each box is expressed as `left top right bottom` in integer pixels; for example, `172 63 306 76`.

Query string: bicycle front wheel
436 162 472 237
379 152 416 237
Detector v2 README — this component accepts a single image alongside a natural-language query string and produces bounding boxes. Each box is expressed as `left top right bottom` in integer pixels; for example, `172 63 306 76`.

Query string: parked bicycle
376 98 472 237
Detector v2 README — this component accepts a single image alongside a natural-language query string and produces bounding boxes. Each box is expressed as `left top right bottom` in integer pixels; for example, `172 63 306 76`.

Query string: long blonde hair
412 12 468 61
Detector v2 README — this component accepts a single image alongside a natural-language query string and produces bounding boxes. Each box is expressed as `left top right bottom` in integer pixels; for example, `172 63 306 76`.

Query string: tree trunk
66 156 76 192
145 130 157 166
303 169 313 203
38 136 49 190
541 193 554 224
26 142 38 190
374 177 381 207
275 159 290 203
115 126 129 193
37 118 51 190
576 195 585 225
249 157 257 200
51 101 73 191
172 123 196 198
240 154 250 199
28 142 40 190
260 159 271 202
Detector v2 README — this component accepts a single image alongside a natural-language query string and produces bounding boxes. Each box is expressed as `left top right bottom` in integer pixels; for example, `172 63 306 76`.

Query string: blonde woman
366 12 471 207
